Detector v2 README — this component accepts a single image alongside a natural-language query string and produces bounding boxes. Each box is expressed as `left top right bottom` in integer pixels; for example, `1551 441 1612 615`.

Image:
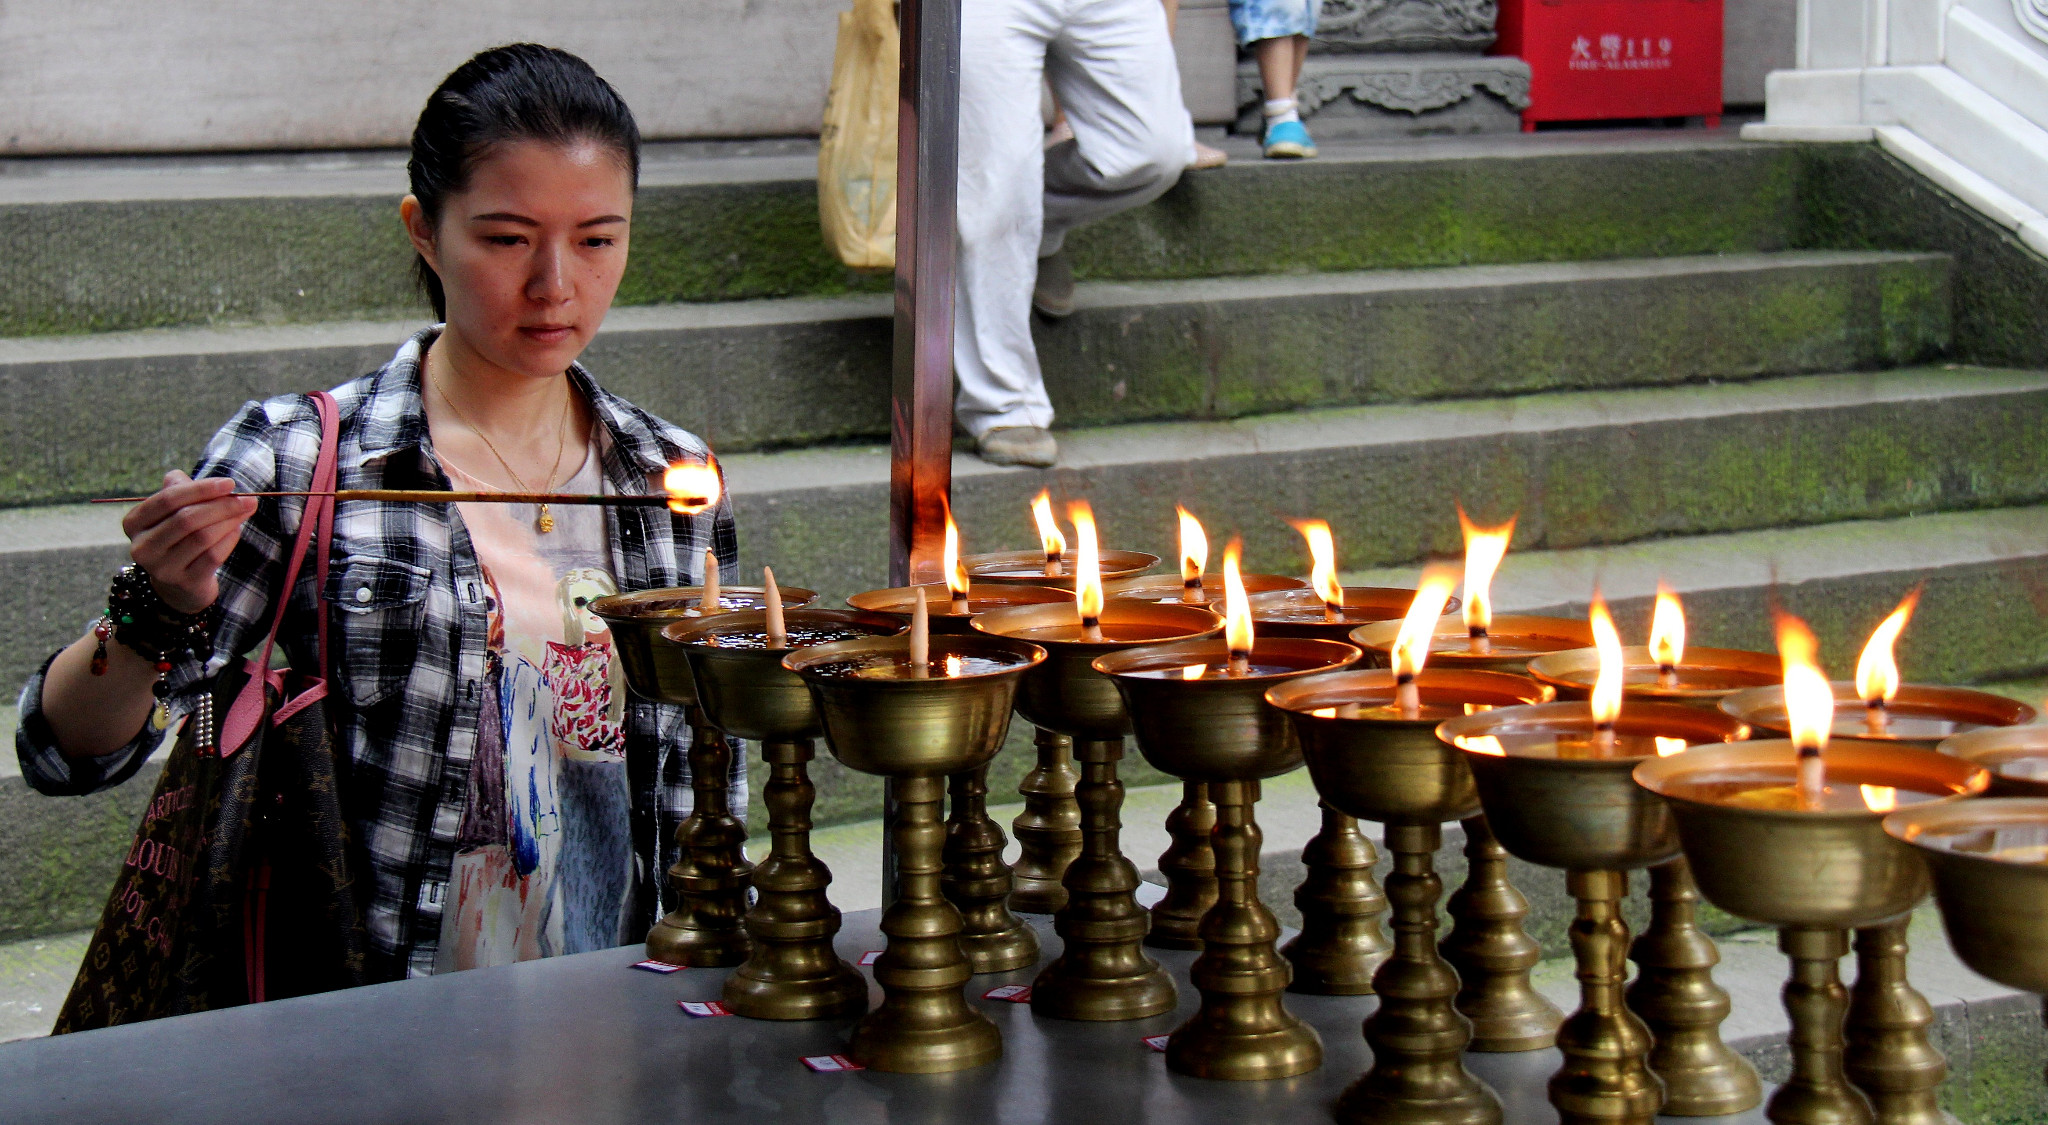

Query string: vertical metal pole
889 0 960 590
884 0 961 904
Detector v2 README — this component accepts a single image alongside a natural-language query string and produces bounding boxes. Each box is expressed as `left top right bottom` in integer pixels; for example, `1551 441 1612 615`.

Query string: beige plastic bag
818 0 899 270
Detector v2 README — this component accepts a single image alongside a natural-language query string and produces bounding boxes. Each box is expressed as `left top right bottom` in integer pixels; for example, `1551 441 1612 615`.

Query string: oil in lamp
784 598 1045 1072
662 581 901 1018
1636 610 1990 1125
1884 797 2048 1088
1439 592 1751 1125
1348 511 1573 1053
1719 594 2034 1122
591 571 820 966
1266 567 1552 1124
1528 584 1766 1117
1096 540 1362 1080
973 502 1221 1021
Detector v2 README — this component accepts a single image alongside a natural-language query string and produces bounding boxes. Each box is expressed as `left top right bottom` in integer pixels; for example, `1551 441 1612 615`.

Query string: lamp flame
1650 583 1686 672
1457 506 1517 638
1655 737 1688 757
1290 519 1345 613
1777 610 1834 754
663 457 723 515
1855 585 1922 707
942 499 970 604
1455 734 1507 756
1070 501 1104 627
1032 490 1067 569
1177 506 1208 594
1861 784 1899 813
1223 538 1253 665
1590 590 1624 728
1391 564 1462 681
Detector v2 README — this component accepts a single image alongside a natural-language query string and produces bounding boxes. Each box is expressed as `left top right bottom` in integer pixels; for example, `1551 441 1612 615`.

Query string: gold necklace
431 372 573 534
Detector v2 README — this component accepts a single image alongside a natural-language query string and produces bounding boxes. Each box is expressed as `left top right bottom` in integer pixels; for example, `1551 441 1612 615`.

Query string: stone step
0 249 1952 506
0 130 1802 337
727 365 2048 599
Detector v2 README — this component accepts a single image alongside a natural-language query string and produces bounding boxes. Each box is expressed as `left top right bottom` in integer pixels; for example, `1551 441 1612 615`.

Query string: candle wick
1081 616 1105 643
1866 698 1890 735
1594 721 1617 752
1468 626 1491 656
1323 600 1343 624
1796 748 1825 810
1181 577 1204 605
1658 663 1678 690
952 594 971 615
1228 648 1250 677
1395 673 1420 720
1045 555 1063 578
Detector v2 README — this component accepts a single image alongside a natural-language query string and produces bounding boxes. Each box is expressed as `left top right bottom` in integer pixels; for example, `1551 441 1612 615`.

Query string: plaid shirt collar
351 329 691 481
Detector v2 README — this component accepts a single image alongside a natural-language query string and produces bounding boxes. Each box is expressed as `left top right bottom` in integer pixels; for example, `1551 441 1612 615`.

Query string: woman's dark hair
408 44 642 319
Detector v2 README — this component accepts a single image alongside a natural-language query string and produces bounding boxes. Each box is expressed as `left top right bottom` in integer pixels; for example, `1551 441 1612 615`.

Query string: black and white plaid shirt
17 328 742 980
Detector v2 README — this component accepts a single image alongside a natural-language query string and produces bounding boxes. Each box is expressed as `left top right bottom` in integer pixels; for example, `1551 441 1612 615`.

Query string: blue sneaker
1263 118 1318 159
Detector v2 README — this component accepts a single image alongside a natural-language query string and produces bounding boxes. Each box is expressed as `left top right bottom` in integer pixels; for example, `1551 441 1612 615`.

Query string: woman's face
405 139 634 380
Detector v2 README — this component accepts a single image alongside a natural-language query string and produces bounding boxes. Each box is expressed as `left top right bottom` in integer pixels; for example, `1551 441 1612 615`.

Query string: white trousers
954 0 1195 439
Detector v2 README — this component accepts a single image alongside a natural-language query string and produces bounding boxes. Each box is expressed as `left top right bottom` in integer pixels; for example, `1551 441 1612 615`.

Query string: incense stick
90 490 684 508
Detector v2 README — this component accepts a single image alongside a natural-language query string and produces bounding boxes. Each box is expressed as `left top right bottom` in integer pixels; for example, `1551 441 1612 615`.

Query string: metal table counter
0 909 1765 1124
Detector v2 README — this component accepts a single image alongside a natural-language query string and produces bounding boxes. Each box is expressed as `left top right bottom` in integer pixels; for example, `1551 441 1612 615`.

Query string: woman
16 44 739 982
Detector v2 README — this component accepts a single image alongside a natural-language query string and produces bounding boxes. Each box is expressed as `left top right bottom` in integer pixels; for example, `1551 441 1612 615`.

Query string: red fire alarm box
1493 0 1723 130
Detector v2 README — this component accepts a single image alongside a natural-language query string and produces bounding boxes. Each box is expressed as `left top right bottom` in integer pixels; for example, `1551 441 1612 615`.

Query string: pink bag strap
220 391 340 756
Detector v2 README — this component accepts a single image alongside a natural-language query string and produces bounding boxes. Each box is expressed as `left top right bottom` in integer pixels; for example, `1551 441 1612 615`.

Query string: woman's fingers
129 489 257 614
121 472 238 541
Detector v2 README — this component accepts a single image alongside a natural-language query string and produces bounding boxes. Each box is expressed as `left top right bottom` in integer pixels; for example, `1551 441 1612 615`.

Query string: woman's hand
120 471 258 614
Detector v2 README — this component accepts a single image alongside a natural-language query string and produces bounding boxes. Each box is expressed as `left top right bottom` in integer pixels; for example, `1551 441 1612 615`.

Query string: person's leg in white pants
954 0 1195 448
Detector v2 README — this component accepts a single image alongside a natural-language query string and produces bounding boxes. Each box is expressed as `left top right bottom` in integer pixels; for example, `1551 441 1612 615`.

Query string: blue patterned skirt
1229 0 1318 46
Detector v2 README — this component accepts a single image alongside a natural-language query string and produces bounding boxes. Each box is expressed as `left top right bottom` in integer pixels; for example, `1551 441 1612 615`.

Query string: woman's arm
39 472 258 758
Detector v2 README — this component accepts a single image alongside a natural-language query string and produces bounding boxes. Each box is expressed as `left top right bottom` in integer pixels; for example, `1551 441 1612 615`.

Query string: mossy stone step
0 249 1949 506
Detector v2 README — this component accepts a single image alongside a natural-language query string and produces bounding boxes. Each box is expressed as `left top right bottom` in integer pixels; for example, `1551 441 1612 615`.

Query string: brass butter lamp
1883 797 2048 1087
785 603 1044 1073
1268 565 1548 1124
591 575 818 967
662 586 898 1020
1525 584 1766 1117
973 501 1220 1021
1937 725 2048 798
1245 518 1467 997
1438 593 1752 1125
849 579 1078 916
1637 611 1990 1125
1099 542 1362 1082
1108 506 1303 951
1719 593 2034 1124
848 559 1068 969
1347 635 1573 1048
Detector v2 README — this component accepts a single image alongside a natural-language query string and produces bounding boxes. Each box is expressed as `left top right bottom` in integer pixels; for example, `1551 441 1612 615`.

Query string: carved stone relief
2017 0 2048 48
1313 0 1499 54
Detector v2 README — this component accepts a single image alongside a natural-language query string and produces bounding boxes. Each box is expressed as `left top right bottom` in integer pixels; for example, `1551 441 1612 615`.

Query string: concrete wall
3 0 1766 154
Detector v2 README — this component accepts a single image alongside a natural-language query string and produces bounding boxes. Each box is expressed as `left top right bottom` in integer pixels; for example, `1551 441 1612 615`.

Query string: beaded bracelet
89 565 217 700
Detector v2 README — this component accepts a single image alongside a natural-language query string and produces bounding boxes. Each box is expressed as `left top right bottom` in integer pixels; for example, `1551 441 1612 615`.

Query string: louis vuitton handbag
54 391 367 1031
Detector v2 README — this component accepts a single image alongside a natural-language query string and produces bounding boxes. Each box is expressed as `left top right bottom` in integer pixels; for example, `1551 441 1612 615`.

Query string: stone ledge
0 249 1950 504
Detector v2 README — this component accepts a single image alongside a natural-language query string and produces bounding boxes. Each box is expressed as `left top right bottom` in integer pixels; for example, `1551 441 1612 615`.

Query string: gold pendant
537 504 555 534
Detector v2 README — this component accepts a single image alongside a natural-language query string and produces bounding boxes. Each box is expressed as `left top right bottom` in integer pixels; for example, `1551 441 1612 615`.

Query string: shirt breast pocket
326 555 433 708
